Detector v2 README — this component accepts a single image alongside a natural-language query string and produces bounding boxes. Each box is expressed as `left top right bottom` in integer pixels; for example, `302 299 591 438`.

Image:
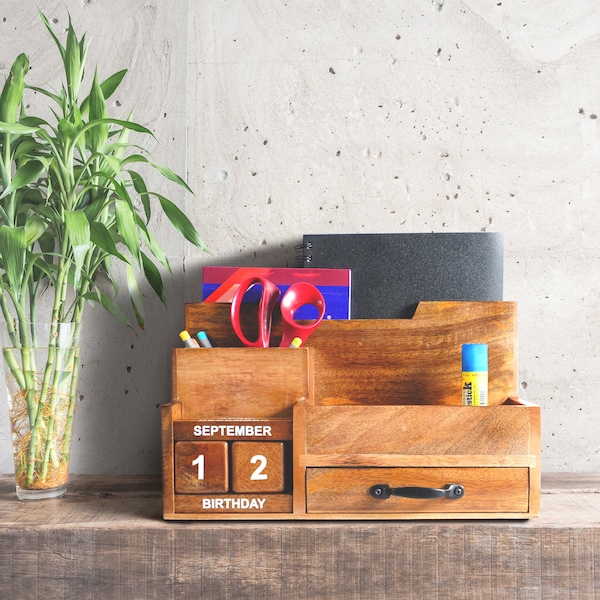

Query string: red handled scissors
230 276 325 347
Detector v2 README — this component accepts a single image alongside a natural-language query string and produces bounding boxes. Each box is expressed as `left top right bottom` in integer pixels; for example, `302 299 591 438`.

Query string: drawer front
306 467 530 514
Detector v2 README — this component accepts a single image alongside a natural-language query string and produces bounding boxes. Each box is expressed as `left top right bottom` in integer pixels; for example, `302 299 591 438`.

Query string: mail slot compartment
306 467 530 514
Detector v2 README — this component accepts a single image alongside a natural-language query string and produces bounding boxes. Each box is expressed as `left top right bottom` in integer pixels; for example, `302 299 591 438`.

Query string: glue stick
462 344 488 406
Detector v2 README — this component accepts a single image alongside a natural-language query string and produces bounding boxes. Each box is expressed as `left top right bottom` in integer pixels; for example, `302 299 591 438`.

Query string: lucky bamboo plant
0 13 205 494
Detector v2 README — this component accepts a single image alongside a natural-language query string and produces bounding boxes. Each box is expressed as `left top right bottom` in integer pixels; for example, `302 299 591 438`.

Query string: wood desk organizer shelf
162 301 540 520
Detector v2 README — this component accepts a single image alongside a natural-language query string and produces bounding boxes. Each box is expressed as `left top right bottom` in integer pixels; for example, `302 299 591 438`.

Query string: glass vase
1 321 81 500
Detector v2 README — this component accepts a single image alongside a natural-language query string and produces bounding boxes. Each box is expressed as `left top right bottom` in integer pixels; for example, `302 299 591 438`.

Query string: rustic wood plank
0 474 600 598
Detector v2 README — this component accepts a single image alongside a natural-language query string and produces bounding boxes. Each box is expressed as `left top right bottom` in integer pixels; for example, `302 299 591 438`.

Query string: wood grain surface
166 301 534 520
186 301 517 405
172 347 312 419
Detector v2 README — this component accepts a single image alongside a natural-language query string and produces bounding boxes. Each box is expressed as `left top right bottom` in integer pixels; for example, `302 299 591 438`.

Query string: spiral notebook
298 232 504 319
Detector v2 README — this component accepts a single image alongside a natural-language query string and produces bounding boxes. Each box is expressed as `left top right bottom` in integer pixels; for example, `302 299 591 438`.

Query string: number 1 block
175 441 228 493
231 442 285 493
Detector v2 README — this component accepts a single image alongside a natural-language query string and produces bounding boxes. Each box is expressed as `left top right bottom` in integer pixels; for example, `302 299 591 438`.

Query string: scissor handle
279 282 326 347
230 276 281 347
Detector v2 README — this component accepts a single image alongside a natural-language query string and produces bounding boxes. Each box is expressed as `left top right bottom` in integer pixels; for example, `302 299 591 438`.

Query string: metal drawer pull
369 483 465 500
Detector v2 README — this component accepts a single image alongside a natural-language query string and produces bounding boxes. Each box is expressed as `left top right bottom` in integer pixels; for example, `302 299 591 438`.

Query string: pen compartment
163 347 309 517
171 347 312 419
162 301 540 520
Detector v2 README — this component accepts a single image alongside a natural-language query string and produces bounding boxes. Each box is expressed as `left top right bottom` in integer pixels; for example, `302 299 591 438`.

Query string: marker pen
197 331 213 348
179 330 200 348
289 337 303 348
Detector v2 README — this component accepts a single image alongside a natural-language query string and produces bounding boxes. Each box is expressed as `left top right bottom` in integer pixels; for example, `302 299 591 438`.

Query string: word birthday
202 497 267 510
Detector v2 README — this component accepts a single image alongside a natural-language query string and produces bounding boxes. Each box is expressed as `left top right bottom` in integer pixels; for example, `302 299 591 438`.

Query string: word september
193 424 272 438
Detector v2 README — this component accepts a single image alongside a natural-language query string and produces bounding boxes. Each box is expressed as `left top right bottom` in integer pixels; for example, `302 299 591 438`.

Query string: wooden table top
0 473 598 529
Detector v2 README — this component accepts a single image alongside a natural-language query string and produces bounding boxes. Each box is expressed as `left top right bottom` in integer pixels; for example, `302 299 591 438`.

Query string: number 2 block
175 441 228 493
231 442 285 493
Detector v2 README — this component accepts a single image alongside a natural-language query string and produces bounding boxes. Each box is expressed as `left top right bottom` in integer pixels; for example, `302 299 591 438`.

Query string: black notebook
298 232 504 318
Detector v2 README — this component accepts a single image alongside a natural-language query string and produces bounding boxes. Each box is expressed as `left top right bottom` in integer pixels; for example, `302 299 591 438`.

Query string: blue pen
197 331 213 348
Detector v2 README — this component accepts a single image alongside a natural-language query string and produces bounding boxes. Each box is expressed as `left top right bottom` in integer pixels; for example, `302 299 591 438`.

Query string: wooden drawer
306 467 530 514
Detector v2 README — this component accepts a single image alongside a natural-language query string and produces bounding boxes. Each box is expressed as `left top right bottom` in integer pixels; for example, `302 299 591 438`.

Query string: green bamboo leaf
64 210 90 289
71 118 153 151
14 138 46 160
24 216 48 246
102 155 123 178
89 221 127 262
141 228 170 271
150 161 193 194
106 110 133 160
141 251 166 305
19 116 48 127
121 154 149 167
0 121 38 135
110 119 152 135
85 290 130 326
155 193 207 249
18 187 46 207
126 169 151 221
114 196 140 265
58 118 78 143
125 263 144 329
0 54 29 123
64 15 85 102
82 194 110 223
39 11 65 62
25 85 63 108
100 69 127 100
29 251 54 281
38 231 55 254
81 69 127 115
88 70 108 152
0 225 26 292
0 159 45 200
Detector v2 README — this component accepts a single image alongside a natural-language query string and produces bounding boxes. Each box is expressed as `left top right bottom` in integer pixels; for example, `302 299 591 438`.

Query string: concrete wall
1 0 599 474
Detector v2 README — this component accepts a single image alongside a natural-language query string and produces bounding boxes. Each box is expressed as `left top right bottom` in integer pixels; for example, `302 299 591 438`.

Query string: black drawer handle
369 483 464 500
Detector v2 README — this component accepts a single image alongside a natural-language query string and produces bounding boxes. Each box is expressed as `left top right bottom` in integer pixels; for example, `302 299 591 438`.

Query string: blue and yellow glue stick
462 344 488 406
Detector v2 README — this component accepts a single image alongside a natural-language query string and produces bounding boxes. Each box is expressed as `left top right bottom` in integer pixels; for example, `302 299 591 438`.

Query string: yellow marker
289 337 303 348
179 330 200 348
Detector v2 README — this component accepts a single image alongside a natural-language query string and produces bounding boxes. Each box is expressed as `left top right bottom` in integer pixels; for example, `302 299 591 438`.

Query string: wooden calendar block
175 441 228 493
231 442 285 493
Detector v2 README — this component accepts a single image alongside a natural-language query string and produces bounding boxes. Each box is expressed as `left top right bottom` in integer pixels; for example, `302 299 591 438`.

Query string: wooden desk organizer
162 301 540 520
